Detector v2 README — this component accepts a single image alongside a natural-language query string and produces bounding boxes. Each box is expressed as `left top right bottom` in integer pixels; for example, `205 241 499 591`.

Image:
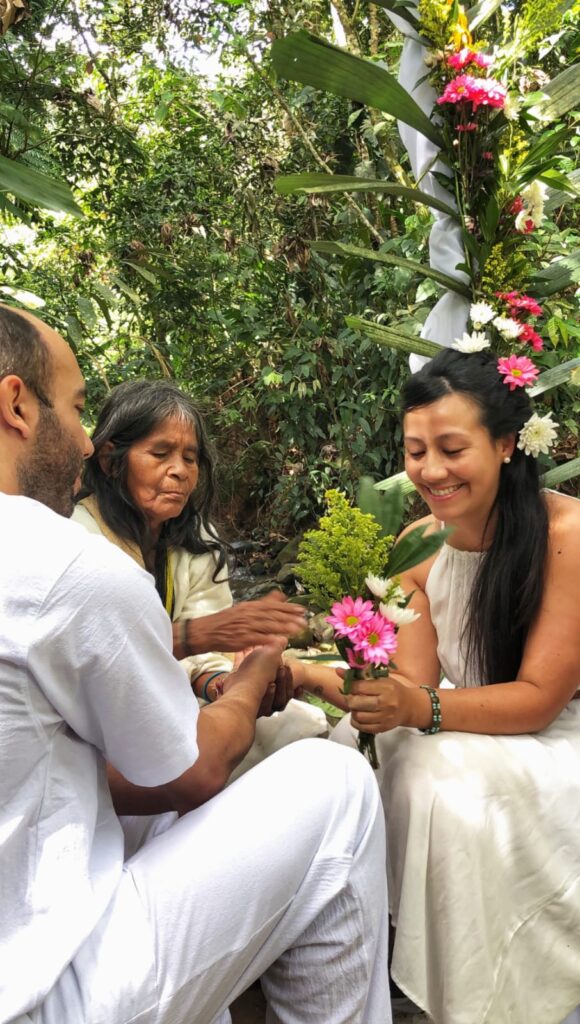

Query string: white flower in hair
469 301 496 328
453 331 491 353
517 412 559 458
493 316 523 339
379 601 421 626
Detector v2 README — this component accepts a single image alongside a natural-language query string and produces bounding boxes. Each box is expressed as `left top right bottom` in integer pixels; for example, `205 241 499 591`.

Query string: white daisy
517 412 559 458
379 602 421 626
364 573 391 599
493 316 523 339
469 301 496 328
503 93 521 121
453 331 491 353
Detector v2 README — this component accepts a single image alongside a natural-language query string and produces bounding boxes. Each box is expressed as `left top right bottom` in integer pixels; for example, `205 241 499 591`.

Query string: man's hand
224 651 295 717
175 591 306 657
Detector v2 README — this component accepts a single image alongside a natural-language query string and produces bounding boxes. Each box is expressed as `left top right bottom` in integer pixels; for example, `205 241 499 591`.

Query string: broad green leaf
346 316 443 358
357 475 404 537
271 32 443 148
65 315 83 348
315 240 472 297
0 101 42 140
125 261 158 285
530 250 580 298
370 0 419 29
387 523 452 576
544 168 580 210
276 173 459 218
77 295 97 328
110 274 141 306
0 155 82 216
468 0 502 29
92 281 118 304
0 285 45 308
374 470 416 496
529 357 580 396
540 457 580 488
528 63 580 122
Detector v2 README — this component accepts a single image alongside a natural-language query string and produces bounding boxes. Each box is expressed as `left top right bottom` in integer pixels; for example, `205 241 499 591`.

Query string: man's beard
17 404 83 518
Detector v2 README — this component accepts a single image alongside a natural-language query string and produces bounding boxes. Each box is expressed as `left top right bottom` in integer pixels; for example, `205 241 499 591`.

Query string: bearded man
0 305 390 1024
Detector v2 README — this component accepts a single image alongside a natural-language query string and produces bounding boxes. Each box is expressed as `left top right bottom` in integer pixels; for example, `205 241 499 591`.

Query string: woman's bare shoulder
395 513 442 589
545 491 580 571
396 512 440 541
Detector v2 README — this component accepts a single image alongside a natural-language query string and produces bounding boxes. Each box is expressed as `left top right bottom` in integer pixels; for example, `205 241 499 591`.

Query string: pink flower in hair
497 354 540 390
327 596 374 640
353 613 398 666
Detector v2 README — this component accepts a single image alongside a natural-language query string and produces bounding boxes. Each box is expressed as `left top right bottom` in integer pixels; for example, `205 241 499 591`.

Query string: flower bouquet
297 479 450 766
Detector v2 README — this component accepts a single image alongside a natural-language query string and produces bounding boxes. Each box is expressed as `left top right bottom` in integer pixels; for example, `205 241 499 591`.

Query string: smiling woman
332 348 580 1024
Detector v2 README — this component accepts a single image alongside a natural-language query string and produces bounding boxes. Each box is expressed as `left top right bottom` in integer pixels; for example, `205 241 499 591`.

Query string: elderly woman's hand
175 591 306 657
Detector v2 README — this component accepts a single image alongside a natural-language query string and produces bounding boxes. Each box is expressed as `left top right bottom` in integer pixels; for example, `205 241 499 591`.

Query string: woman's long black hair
78 379 228 602
402 348 548 684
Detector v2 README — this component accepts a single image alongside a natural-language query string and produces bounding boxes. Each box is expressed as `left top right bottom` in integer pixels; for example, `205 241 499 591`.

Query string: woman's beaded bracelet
201 672 226 703
419 685 442 734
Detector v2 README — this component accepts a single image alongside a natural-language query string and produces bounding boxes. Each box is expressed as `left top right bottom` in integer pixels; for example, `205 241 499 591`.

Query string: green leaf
374 470 417 496
110 274 141 306
0 155 82 216
346 316 443 358
540 457 580 488
275 173 459 218
357 475 404 537
370 0 419 28
529 250 580 298
314 240 472 297
125 261 158 285
77 295 97 328
0 285 45 308
545 169 580 211
387 523 453 576
467 0 502 29
528 63 580 122
0 101 42 140
271 32 443 148
529 357 580 396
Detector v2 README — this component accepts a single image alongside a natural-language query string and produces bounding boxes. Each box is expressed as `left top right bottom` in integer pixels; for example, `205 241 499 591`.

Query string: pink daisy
353 613 398 666
326 596 374 640
437 75 506 111
497 354 540 390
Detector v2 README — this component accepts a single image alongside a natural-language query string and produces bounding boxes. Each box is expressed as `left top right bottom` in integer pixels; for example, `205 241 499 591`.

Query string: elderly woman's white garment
332 542 580 1024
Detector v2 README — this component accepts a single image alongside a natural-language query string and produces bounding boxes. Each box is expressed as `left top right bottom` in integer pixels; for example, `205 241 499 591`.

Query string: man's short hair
0 305 53 406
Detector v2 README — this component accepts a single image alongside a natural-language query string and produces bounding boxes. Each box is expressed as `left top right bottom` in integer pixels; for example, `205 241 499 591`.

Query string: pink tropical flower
326 596 374 639
518 323 544 351
447 48 494 70
509 196 524 215
437 74 506 111
353 613 398 666
496 291 543 318
497 354 540 390
456 122 478 132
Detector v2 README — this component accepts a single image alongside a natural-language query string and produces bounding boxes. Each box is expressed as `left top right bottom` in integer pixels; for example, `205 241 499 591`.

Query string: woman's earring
503 456 511 464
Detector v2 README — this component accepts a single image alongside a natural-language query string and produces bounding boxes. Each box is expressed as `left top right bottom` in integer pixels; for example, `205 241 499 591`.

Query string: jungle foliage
0 0 578 535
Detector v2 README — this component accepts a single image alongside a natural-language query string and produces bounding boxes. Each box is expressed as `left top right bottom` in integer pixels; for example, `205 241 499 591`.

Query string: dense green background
1 1 578 537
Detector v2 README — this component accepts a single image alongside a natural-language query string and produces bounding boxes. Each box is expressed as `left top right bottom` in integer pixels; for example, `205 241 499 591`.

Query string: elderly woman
73 379 326 765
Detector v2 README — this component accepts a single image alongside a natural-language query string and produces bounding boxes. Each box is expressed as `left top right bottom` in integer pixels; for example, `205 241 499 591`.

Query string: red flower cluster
495 291 544 352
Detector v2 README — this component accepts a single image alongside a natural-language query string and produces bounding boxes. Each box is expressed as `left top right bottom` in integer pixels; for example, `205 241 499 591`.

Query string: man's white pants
34 740 391 1024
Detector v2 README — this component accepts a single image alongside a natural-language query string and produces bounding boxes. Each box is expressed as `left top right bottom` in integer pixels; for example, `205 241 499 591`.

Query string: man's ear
0 375 38 440
97 441 115 476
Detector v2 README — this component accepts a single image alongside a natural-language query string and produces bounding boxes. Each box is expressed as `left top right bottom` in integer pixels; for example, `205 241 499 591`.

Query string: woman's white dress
333 542 580 1024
